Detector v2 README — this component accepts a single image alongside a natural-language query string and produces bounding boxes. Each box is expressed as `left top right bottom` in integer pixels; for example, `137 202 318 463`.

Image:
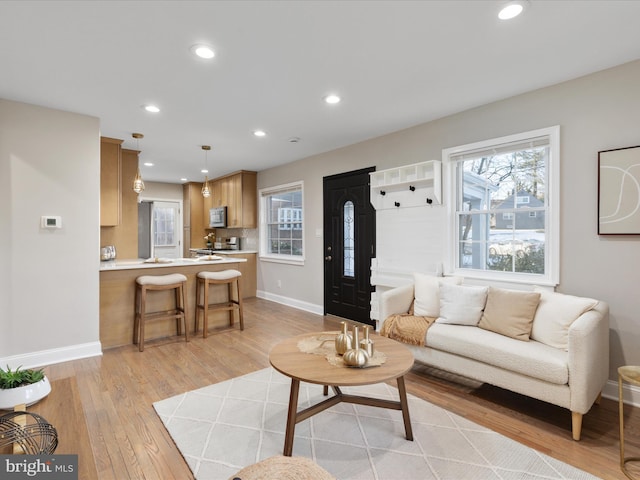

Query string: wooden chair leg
228 282 235 327
181 283 189 343
571 411 583 441
202 278 209 338
237 278 244 331
139 287 146 352
134 284 140 345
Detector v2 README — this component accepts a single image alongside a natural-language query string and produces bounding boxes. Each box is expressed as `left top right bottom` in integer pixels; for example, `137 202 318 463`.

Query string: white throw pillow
413 273 463 317
530 286 599 350
436 283 489 326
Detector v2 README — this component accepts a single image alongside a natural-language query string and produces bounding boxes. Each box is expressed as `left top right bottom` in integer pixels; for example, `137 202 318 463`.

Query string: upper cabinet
184 182 206 252
203 171 257 228
369 160 441 210
100 137 123 226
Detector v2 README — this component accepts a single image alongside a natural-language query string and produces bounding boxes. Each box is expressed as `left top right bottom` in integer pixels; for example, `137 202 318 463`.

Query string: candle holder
334 321 353 355
359 325 374 357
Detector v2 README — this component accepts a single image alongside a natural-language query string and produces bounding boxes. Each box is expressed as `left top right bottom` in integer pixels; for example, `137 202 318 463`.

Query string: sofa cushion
426 323 569 385
530 286 599 350
436 283 488 326
478 287 541 341
413 273 463 317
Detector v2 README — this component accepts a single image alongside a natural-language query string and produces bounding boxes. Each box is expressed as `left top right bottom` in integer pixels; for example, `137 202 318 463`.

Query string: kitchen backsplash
214 228 258 250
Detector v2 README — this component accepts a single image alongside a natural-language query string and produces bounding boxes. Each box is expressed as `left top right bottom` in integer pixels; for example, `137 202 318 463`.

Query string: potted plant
0 365 51 410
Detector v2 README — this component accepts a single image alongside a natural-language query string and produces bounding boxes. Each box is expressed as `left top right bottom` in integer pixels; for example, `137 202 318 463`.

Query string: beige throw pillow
436 283 488 326
478 287 541 341
413 273 463 317
530 286 599 350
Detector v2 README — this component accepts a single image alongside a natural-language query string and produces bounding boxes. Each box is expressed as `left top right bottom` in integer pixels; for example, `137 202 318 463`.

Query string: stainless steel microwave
209 206 227 228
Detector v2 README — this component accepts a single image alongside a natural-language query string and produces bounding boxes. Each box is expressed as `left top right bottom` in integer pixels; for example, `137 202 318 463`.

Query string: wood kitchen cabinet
100 148 139 258
100 137 123 226
203 171 257 228
220 252 257 297
203 170 258 228
183 182 206 254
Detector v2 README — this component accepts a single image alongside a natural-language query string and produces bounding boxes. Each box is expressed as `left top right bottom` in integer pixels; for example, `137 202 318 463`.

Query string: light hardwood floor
9 297 637 479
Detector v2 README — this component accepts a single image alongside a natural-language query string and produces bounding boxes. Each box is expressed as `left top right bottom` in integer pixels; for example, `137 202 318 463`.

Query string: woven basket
229 455 335 480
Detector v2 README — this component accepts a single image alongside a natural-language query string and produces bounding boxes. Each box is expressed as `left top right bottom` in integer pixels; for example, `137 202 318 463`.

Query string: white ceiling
2 1 640 183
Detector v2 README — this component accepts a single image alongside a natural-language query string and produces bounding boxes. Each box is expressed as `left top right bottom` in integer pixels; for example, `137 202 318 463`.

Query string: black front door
323 167 376 327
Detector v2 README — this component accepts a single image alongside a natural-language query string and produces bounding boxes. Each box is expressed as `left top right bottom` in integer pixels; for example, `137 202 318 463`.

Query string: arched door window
344 200 354 277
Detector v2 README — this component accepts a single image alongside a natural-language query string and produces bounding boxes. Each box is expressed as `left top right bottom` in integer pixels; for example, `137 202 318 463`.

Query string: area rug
153 367 598 480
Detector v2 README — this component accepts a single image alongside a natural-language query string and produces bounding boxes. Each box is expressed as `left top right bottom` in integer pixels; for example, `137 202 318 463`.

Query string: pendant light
132 133 145 194
201 145 211 198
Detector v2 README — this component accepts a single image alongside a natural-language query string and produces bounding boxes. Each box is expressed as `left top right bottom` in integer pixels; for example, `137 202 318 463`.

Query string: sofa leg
571 411 583 441
594 392 602 405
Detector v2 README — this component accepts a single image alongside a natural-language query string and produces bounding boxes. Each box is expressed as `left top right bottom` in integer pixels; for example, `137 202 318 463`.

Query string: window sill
259 254 305 266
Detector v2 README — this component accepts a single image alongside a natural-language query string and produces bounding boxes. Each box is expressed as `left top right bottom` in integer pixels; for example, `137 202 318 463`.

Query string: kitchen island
100 257 247 349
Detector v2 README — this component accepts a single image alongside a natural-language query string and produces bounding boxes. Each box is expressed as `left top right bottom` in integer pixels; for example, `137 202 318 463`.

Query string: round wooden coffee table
269 331 415 456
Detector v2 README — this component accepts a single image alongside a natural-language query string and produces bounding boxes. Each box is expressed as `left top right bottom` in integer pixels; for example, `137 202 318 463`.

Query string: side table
619 366 640 479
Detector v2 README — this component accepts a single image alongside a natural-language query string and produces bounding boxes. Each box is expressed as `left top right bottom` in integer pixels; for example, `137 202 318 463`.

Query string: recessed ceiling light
201 169 208 174
498 1 527 20
324 94 341 105
253 130 267 137
143 104 160 113
190 44 215 59
180 178 188 182
143 162 153 167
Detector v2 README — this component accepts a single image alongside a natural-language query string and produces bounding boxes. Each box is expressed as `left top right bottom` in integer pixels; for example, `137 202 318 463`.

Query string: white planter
0 377 51 410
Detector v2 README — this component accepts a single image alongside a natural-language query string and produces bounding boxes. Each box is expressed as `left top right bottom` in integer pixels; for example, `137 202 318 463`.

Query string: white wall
0 99 101 367
140 181 183 202
257 59 640 382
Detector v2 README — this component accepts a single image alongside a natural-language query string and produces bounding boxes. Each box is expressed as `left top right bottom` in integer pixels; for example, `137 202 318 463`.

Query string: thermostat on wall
41 216 62 229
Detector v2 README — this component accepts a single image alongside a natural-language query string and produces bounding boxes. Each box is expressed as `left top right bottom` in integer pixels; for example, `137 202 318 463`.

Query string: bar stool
195 269 243 338
134 273 188 352
619 366 640 479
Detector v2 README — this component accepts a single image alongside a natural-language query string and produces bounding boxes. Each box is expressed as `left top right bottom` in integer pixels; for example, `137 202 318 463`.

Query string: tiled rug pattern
153 368 598 480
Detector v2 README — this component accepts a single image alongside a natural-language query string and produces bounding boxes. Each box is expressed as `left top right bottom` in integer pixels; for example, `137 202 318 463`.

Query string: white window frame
443 126 560 286
259 181 305 266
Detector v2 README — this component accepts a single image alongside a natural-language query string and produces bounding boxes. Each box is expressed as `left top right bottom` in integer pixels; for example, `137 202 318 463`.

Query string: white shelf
370 160 441 209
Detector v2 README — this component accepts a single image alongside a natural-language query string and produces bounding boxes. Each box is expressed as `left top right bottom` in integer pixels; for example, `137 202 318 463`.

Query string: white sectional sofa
379 274 609 441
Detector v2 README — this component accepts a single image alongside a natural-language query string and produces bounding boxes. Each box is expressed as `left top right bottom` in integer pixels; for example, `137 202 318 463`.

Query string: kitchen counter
188 248 258 255
100 256 246 271
100 256 248 348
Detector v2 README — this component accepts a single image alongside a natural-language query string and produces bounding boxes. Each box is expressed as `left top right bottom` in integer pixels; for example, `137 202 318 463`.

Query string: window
259 181 304 264
444 126 559 285
343 201 354 277
153 205 175 246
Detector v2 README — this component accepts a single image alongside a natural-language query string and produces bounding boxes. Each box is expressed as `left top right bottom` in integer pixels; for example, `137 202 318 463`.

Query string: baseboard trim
0 341 103 370
256 290 324 316
602 377 640 407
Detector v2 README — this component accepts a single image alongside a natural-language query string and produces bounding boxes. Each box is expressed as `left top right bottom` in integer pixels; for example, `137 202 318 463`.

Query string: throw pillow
478 287 541 341
436 283 489 326
413 273 463 317
530 286 599 350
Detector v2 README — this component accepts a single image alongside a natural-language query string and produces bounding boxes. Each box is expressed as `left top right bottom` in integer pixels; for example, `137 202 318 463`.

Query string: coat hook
409 185 415 191
426 197 433 204
394 201 401 207
380 190 386 196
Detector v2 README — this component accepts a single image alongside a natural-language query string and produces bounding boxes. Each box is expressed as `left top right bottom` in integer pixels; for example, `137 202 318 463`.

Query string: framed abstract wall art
598 145 640 235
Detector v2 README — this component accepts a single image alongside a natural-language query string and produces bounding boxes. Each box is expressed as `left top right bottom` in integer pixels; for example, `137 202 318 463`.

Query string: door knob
325 255 332 261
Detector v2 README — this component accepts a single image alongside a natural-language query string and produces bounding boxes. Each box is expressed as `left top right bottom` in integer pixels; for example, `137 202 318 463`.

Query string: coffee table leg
283 378 300 456
397 376 413 441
